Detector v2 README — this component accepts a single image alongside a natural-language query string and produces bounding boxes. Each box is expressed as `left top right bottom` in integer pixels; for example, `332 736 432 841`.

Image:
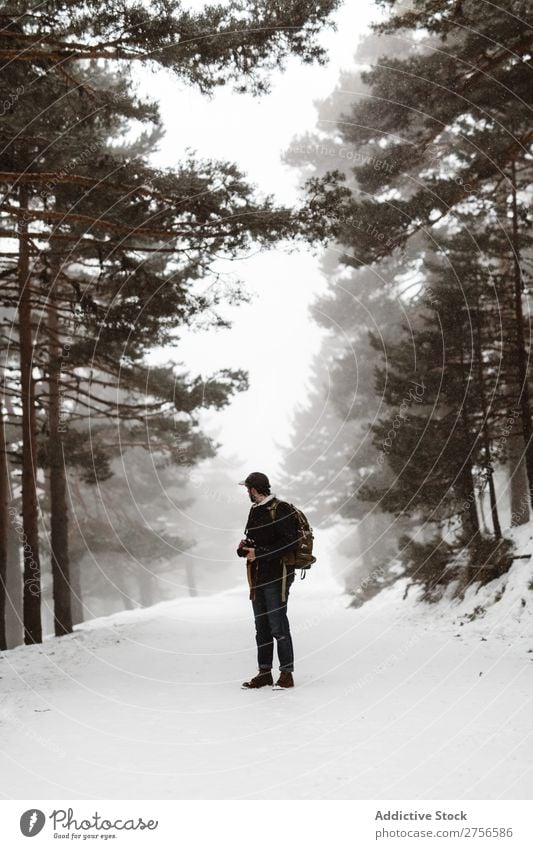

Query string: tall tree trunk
485 470 502 539
3 395 23 648
0 386 8 650
510 159 533 506
472 301 501 539
457 344 481 542
138 565 155 607
5 505 23 648
351 513 374 594
184 562 197 597
455 460 482 597
456 340 482 593
121 591 135 611
47 249 72 636
477 488 490 535
508 430 530 526
68 478 86 626
457 461 481 541
18 184 42 645
69 556 84 626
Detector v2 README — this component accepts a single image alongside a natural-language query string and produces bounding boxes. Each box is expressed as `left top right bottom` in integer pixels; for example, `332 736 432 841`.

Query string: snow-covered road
1 553 531 800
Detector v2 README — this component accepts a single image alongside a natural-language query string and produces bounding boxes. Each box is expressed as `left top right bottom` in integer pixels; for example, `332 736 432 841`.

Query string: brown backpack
267 499 317 579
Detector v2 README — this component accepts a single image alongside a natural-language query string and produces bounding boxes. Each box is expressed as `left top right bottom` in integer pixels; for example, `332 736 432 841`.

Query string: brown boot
241 669 273 689
274 671 294 689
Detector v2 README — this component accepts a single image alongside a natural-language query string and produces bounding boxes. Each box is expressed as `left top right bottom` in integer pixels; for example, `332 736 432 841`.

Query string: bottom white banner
1 799 531 848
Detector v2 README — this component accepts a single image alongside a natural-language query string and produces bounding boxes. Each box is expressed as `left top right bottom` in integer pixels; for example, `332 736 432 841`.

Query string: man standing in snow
237 472 299 689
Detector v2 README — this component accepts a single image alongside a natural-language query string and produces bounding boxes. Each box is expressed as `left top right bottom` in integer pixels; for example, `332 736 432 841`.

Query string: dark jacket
238 497 299 593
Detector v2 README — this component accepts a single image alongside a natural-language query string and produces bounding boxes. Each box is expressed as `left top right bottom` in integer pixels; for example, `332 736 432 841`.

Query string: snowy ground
1 527 532 800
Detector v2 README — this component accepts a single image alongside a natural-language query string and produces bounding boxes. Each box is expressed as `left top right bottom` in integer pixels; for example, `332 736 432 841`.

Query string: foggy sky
142 2 375 481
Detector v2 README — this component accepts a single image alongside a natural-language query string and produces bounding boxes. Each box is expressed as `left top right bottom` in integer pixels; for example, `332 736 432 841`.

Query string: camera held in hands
237 538 255 558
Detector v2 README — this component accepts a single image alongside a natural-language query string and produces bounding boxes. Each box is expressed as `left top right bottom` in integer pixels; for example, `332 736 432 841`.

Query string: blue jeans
252 578 294 672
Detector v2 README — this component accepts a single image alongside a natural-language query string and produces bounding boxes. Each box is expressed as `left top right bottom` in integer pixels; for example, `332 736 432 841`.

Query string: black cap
238 472 270 493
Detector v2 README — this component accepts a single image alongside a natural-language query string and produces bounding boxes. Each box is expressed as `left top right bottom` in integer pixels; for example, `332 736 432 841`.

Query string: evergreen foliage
288 0 532 602
0 0 340 644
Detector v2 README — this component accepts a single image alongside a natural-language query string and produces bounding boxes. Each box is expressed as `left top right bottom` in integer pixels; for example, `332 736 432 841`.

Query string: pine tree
280 21 423 588
0 382 8 650
279 341 359 526
361 228 520 595
0 1 341 642
307 0 533 505
0 1 340 95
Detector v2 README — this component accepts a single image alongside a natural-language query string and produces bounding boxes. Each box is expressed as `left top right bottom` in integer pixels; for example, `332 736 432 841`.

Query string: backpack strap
267 499 300 579
266 497 279 522
281 563 287 603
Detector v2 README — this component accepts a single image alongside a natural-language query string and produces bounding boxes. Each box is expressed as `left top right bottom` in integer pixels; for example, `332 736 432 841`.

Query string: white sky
141 2 374 479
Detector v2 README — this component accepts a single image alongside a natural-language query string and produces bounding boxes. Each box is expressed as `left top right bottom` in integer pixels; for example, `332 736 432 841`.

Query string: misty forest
0 0 532 801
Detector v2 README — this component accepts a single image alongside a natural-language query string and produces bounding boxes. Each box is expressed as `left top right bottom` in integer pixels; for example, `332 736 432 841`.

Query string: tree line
283 0 533 603
0 0 341 647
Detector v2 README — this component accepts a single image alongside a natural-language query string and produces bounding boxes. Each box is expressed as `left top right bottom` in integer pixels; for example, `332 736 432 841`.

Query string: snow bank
363 523 533 642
